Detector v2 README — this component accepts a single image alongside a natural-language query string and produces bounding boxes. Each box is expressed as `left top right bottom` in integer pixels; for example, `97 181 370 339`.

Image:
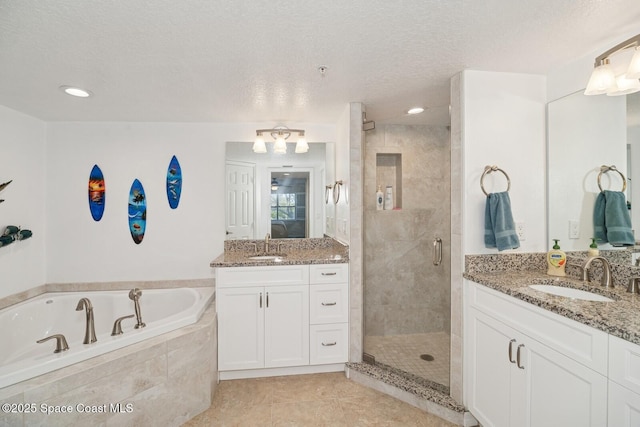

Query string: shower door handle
433 237 442 266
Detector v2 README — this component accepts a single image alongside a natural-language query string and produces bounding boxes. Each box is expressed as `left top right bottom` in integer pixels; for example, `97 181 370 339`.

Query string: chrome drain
420 354 435 361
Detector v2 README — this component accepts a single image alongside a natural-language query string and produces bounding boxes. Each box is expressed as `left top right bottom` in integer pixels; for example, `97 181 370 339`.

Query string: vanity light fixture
585 33 640 96
253 126 308 154
59 85 92 98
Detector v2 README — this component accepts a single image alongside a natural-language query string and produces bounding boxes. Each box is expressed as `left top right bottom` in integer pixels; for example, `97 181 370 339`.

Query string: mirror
225 141 335 240
547 91 640 255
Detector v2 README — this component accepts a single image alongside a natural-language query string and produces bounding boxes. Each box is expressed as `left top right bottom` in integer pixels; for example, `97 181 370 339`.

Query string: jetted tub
0 287 215 389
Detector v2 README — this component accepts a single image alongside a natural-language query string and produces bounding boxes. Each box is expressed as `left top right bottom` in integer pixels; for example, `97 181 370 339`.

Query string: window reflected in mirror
270 171 309 238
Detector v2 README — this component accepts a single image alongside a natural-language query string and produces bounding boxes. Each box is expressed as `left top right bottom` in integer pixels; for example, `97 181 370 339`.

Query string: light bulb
274 136 287 154
252 134 267 153
584 61 616 95
295 136 309 153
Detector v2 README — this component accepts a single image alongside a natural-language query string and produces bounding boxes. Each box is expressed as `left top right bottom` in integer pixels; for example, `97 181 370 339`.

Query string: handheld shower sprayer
128 288 146 329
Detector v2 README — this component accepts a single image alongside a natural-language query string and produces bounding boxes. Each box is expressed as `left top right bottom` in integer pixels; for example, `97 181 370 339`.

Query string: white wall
45 121 335 284
462 70 547 254
0 106 46 299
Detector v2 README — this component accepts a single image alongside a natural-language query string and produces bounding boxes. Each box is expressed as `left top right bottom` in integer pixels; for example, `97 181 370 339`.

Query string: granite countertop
210 249 348 267
464 270 640 346
210 237 349 268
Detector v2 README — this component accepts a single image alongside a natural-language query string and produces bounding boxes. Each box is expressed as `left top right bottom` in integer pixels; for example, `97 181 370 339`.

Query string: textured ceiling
1 0 640 125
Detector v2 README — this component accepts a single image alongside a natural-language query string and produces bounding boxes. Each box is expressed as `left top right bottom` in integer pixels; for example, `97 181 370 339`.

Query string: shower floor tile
364 332 451 388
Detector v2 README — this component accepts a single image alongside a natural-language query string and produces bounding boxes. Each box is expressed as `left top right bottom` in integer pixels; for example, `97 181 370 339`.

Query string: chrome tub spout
129 288 146 329
75 298 97 344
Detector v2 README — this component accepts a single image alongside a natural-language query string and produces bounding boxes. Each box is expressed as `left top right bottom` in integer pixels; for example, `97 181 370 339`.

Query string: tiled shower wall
363 124 451 336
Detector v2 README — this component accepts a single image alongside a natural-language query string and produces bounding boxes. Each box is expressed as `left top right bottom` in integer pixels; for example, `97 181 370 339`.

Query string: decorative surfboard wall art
88 165 105 221
0 179 12 204
166 155 182 209
128 179 147 244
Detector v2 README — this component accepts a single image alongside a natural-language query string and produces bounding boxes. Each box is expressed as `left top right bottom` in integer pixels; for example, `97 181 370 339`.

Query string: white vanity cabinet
216 265 310 373
465 280 608 427
216 263 348 379
608 335 640 426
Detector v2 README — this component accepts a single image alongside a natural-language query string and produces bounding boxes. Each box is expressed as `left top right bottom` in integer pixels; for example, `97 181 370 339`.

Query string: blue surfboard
166 155 182 209
128 179 146 244
88 165 105 221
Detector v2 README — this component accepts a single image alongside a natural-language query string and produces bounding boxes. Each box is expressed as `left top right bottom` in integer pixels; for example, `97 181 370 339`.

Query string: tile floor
183 372 458 426
364 332 451 387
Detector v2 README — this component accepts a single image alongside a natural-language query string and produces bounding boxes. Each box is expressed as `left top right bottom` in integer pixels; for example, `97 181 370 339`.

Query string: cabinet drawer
310 264 349 284
216 265 309 287
610 335 640 394
310 323 348 365
310 284 349 324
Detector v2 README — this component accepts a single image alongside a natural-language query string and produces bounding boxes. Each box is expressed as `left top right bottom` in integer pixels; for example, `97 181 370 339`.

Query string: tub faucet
75 298 97 344
264 233 271 253
582 256 614 288
129 288 146 329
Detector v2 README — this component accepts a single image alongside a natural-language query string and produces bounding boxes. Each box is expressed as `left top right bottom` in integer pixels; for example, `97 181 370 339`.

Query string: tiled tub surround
210 237 349 267
465 252 640 345
0 279 216 427
0 287 214 388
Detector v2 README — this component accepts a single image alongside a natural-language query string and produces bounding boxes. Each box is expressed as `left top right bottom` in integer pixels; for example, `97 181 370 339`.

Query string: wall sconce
585 33 640 96
253 126 308 154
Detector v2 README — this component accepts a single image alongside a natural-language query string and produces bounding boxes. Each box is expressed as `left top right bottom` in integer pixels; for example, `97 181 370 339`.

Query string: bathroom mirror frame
547 90 640 257
224 141 336 240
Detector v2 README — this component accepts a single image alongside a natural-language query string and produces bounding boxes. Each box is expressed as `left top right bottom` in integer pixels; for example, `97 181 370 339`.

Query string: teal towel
595 190 634 246
594 192 607 243
484 191 520 251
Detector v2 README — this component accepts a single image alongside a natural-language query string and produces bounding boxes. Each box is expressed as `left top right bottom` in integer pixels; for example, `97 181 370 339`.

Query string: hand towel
602 190 634 246
593 192 607 243
484 191 520 251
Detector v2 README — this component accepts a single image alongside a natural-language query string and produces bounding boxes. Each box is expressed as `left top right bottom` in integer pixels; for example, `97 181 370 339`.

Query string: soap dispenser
547 239 567 277
588 238 599 258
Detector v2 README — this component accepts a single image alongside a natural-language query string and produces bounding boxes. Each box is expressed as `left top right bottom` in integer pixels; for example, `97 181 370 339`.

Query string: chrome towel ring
597 165 627 192
480 165 511 196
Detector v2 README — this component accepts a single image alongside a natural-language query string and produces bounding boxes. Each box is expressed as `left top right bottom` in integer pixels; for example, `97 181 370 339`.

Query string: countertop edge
464 270 640 346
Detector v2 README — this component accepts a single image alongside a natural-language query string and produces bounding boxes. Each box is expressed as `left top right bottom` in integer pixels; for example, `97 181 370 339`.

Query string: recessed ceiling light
59 85 92 98
407 107 425 115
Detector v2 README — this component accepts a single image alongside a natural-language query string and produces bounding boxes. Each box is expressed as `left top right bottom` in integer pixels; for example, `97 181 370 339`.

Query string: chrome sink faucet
582 256 614 288
264 233 271 253
75 298 97 344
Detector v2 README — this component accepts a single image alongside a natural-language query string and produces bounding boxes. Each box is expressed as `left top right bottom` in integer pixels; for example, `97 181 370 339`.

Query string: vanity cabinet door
217 286 264 371
519 334 607 427
466 307 514 427
609 380 640 427
264 284 309 368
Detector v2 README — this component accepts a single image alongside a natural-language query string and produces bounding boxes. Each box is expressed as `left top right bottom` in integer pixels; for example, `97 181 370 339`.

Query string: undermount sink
247 255 285 261
529 284 614 302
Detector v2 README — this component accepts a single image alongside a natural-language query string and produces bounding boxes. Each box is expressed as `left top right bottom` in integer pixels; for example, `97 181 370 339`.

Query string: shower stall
363 123 451 390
